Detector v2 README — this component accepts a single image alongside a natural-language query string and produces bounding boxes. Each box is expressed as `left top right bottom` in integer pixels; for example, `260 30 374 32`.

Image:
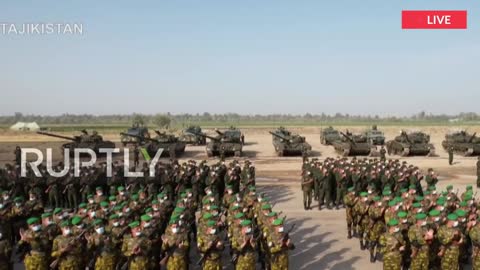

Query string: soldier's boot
369 242 377 262
375 252 383 262
359 239 365 250
318 203 322 210
352 225 358 237
303 202 307 210
347 225 352 239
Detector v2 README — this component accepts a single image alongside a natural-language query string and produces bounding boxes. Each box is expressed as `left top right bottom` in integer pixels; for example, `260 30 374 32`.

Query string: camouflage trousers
410 248 429 270
95 253 117 270
129 256 149 270
203 257 221 270
235 251 256 270
58 256 83 270
345 207 353 225
441 246 459 270
367 221 385 242
473 248 480 270
167 254 187 270
383 251 402 270
270 251 288 270
24 253 48 270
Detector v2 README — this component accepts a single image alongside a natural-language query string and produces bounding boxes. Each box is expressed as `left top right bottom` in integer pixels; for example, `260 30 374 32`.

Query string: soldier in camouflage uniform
477 156 480 188
301 171 314 210
438 213 463 270
121 220 152 270
51 220 84 270
197 220 224 270
343 187 357 239
232 219 257 270
380 218 406 270
408 213 433 270
469 217 480 270
86 219 117 270
160 217 190 270
19 217 50 270
0 224 12 270
354 192 371 250
367 196 385 262
267 218 294 270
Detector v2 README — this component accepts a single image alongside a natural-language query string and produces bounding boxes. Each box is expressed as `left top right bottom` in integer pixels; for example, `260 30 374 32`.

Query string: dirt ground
1 126 479 269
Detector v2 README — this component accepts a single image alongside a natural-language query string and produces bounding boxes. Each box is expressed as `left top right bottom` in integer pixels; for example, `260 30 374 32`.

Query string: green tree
153 114 171 129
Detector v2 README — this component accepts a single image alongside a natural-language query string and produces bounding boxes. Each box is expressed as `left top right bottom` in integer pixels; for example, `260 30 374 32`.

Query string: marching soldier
160 217 189 270
197 220 224 270
121 220 152 270
232 219 257 270
438 213 463 270
86 219 117 270
267 218 295 270
51 220 84 270
380 146 387 162
448 146 454 165
380 218 406 270
408 213 433 270
343 187 357 239
19 217 50 270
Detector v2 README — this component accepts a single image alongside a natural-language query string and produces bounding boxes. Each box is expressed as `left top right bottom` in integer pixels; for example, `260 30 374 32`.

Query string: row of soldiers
0 159 295 270
324 157 480 269
300 157 443 210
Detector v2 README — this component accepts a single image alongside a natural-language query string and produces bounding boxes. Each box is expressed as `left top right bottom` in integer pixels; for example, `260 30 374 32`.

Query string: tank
120 123 150 146
386 131 435 156
442 130 480 156
121 130 186 158
178 125 207 145
320 126 342 145
269 127 312 156
362 125 385 145
194 127 243 157
37 130 116 156
332 131 376 156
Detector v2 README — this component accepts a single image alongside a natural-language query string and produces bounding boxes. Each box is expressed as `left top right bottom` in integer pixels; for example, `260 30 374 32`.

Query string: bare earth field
1 126 479 270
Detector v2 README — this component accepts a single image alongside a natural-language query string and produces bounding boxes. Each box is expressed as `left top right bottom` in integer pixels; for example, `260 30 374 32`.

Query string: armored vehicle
120 123 150 146
442 130 480 156
269 127 311 156
362 125 385 145
120 130 186 158
332 131 375 156
179 125 207 145
195 127 243 157
37 130 116 156
320 126 342 145
386 131 434 156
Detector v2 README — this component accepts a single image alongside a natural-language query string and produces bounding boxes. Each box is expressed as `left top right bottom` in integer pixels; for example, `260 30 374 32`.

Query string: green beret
429 210 441 217
388 201 396 207
53 208 62 214
261 204 272 210
428 186 436 191
248 186 256 191
206 220 216 227
360 192 368 197
424 191 431 195
87 194 94 199
151 199 159 204
415 196 424 202
272 218 284 226
467 185 473 190
71 216 82 225
388 219 399 227
382 190 392 196
234 213 245 219
14 196 23 202
180 193 187 198
141 215 152 222
409 184 416 189
117 186 125 191
78 203 87 209
93 219 103 226
113 205 122 212
240 219 252 227
109 196 116 201
131 194 139 201
415 213 427 220
455 209 466 217
447 213 458 221
174 207 185 213
203 213 213 220
267 212 278 217
232 205 240 211
373 196 381 202
412 202 422 209
446 185 453 190
210 205 219 211
100 201 109 207
109 214 119 220
27 217 40 225
464 194 473 201
397 211 408 218
128 221 140 228
41 212 52 218
459 201 468 207
60 221 70 227
400 188 408 193
436 199 446 206
145 208 153 213
347 187 355 192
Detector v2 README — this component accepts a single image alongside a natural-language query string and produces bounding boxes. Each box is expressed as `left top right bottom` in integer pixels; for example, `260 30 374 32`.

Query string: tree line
2 111 480 126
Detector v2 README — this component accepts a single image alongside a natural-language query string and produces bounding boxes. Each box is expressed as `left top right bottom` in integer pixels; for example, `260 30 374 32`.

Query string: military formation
302 156 480 269
0 158 294 269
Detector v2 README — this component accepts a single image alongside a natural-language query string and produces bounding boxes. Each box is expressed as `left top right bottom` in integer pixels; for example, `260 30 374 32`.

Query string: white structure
10 122 40 131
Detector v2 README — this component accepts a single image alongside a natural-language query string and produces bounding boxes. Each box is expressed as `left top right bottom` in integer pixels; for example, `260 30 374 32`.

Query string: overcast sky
0 0 479 116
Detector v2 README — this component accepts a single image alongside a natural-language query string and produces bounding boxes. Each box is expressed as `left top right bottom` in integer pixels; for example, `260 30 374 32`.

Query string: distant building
10 122 40 131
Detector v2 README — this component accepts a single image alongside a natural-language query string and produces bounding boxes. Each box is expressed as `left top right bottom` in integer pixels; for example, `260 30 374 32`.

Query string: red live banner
402 10 467 29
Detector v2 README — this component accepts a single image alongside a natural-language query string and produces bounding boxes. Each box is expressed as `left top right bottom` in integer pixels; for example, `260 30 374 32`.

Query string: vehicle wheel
169 149 176 158
234 151 241 157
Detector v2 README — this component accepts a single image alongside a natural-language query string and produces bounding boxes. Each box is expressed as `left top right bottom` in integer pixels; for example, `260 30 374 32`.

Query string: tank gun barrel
36 131 77 141
215 129 224 136
469 132 477 143
193 132 219 141
269 131 289 141
340 131 356 145
120 132 158 142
